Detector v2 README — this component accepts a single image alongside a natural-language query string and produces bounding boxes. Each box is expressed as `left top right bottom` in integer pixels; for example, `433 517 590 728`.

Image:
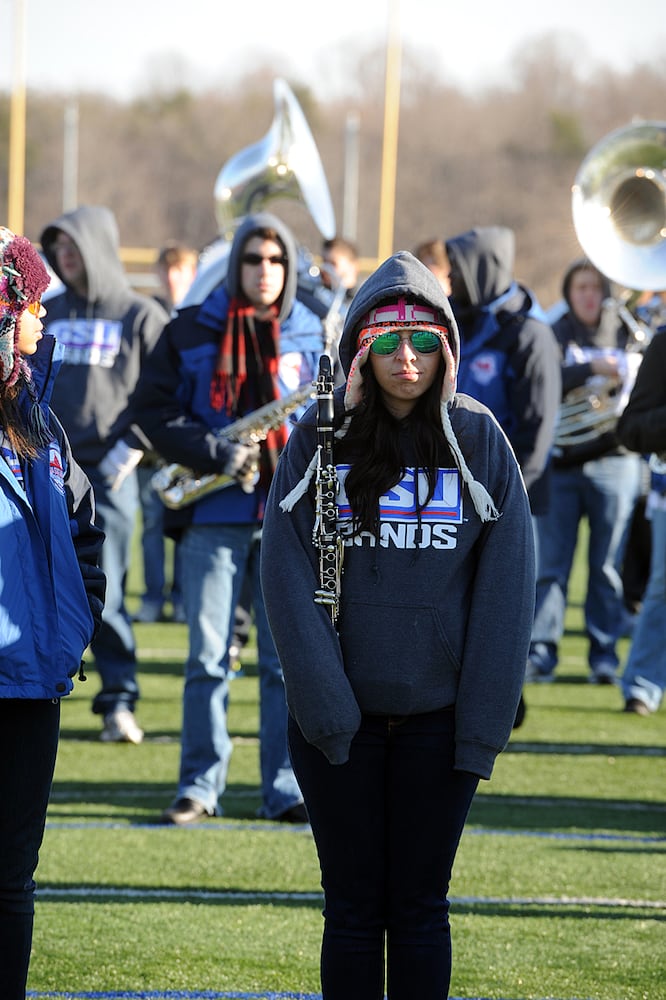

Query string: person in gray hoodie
40 205 169 744
260 251 535 1000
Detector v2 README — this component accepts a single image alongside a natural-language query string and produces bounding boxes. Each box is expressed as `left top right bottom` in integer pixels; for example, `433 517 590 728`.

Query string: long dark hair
0 377 40 460
336 357 447 535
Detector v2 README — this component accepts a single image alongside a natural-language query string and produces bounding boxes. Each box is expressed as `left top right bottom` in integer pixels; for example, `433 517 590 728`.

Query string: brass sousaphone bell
181 78 336 308
214 77 335 241
554 121 666 454
572 119 666 291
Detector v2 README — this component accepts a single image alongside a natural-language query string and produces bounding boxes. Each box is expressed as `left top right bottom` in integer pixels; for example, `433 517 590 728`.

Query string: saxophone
152 382 315 510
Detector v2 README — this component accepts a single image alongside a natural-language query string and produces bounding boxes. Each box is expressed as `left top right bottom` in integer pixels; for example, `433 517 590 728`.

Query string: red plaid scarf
210 297 288 485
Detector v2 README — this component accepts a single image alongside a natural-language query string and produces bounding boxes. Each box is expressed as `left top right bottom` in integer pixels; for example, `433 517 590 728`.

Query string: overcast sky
2 0 665 100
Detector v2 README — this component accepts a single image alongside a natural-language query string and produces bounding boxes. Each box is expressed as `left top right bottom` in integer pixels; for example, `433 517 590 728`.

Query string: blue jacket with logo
0 335 106 699
445 226 561 515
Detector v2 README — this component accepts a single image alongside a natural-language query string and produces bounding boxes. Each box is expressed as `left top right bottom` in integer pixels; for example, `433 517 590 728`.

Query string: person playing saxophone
134 212 323 824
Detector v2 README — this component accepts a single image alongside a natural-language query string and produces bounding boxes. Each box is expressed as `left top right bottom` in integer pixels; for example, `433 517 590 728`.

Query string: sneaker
524 659 555 683
132 600 163 623
159 797 212 825
100 708 144 744
624 697 651 716
590 662 618 685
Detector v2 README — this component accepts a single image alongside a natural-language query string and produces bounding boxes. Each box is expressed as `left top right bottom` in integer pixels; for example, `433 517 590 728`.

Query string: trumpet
152 383 315 510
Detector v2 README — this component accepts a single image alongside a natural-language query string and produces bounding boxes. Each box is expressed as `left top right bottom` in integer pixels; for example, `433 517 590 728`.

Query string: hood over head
40 204 129 303
445 226 515 307
224 212 298 324
279 250 500 524
0 227 50 386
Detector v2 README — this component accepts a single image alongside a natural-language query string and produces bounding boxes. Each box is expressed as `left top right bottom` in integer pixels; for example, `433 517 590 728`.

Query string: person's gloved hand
99 440 144 491
223 441 261 494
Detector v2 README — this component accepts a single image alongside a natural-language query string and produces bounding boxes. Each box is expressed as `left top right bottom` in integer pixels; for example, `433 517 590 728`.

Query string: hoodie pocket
339 600 460 714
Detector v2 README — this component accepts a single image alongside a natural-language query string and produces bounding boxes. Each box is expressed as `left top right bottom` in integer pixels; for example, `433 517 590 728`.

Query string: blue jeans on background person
177 522 302 819
288 708 479 1000
137 465 167 608
621 504 666 713
529 453 642 680
136 465 183 616
86 466 141 716
0 699 60 1000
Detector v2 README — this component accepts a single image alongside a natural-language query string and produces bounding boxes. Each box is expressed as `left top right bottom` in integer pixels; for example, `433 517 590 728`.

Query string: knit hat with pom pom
0 227 50 386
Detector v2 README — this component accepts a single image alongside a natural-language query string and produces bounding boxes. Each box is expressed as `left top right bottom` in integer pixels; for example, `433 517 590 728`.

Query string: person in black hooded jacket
444 225 560 726
261 250 534 1000
616 324 666 715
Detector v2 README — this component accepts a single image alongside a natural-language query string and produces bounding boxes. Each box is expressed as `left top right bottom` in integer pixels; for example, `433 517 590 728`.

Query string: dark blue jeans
288 708 479 1000
0 698 60 999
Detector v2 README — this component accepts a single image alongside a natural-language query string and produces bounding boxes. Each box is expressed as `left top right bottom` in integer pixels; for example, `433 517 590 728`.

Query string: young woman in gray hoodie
261 251 535 999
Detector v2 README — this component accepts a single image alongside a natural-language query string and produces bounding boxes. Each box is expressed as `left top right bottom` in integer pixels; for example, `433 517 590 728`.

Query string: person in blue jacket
261 251 535 1000
134 212 324 825
0 228 105 999
444 225 561 519
445 225 561 726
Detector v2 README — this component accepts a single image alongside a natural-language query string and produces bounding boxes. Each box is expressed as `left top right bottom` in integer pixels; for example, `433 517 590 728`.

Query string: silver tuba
571 119 666 291
554 121 666 454
214 77 335 241
180 78 336 309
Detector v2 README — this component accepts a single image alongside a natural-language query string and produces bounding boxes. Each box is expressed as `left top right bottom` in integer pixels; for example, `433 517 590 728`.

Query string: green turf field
27 530 665 999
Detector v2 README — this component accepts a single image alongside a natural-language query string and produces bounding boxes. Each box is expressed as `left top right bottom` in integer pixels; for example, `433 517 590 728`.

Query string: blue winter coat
446 226 561 515
0 336 106 700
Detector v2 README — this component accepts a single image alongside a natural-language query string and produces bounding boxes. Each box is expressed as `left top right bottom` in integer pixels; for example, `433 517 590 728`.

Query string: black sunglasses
241 253 285 266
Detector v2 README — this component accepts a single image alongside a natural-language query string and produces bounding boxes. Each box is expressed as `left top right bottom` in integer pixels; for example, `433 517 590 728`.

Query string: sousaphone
555 121 666 454
572 119 666 291
181 78 336 308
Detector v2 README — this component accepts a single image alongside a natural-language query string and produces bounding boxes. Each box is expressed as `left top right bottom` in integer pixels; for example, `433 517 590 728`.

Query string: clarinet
313 354 343 627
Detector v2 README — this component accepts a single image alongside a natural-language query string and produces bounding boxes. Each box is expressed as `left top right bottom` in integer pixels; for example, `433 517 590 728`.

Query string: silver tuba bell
572 119 666 291
554 121 666 454
180 78 336 309
214 77 335 241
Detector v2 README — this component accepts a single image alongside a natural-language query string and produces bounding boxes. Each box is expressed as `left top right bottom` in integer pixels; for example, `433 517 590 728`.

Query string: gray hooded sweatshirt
40 205 169 466
261 251 535 779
